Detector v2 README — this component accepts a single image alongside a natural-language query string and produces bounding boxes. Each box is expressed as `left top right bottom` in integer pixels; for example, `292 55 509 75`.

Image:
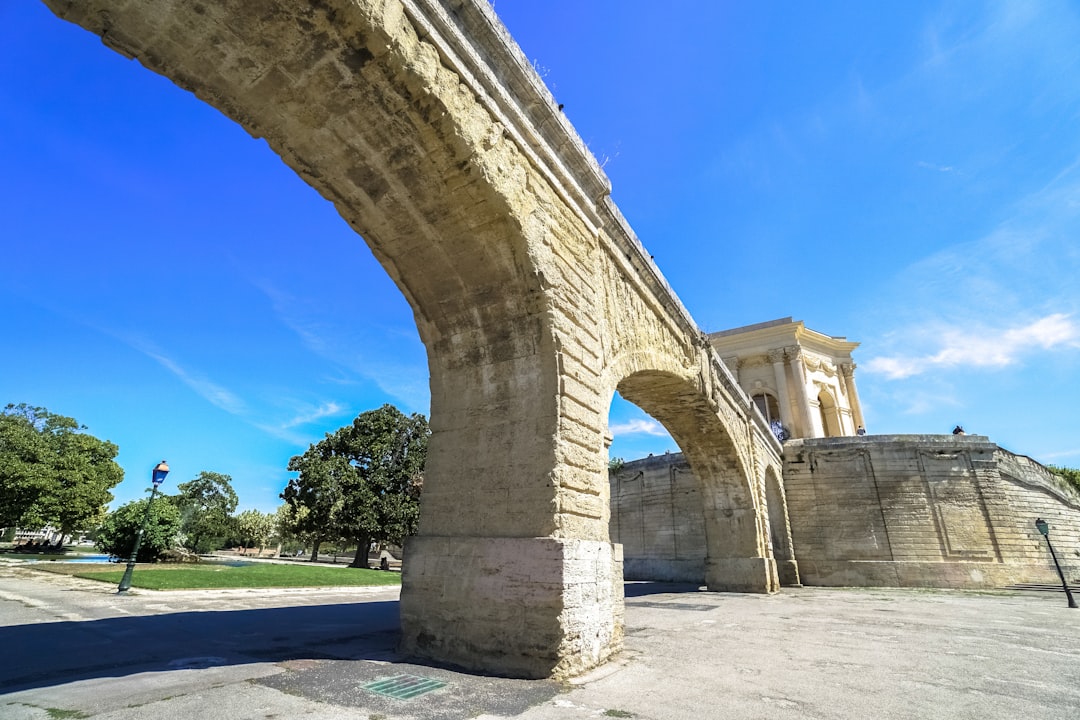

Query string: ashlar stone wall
611 435 1079 590
611 454 707 582
611 451 799 587
784 435 1080 588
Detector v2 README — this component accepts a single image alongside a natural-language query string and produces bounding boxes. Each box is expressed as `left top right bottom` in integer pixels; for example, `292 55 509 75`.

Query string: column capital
766 348 787 364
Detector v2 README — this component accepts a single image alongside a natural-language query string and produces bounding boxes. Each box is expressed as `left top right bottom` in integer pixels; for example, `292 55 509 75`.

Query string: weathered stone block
705 556 779 593
400 535 623 679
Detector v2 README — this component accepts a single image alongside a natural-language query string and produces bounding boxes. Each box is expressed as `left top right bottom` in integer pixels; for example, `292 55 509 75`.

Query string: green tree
95 496 182 562
235 508 275 554
282 453 349 561
0 405 52 528
274 501 318 556
328 404 428 567
0 404 124 539
283 404 428 568
1047 465 1080 495
174 471 238 553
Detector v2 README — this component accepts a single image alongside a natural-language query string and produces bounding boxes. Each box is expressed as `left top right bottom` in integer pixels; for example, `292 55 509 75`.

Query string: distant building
708 317 864 439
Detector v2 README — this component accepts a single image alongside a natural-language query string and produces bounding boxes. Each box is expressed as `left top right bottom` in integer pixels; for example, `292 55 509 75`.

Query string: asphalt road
2 563 1078 719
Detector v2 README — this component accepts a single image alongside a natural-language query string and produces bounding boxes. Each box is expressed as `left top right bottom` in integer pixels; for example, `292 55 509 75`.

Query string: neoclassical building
708 317 865 439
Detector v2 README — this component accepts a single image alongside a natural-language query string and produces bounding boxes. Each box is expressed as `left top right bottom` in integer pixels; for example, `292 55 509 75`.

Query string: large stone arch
43 0 623 679
609 356 779 594
40 0 785 679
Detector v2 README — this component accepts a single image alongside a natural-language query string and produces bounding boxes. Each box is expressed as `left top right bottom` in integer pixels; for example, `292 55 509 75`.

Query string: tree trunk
349 534 372 568
309 539 322 563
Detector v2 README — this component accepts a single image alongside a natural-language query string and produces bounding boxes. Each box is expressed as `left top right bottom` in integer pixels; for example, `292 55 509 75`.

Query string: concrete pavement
2 563 1078 719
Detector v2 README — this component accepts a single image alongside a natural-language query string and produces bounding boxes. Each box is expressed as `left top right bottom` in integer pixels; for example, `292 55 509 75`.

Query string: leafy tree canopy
0 403 124 538
282 404 428 566
282 452 351 561
235 508 275 552
95 496 182 562
174 471 238 554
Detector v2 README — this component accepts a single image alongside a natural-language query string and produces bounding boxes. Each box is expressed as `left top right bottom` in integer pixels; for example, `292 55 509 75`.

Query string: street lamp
1035 517 1077 609
117 460 169 593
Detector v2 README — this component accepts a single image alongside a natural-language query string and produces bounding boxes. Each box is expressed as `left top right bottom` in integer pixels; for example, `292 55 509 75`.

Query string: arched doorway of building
818 389 843 437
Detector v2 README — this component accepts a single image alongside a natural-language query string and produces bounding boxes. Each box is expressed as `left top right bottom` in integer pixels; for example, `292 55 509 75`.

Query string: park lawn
36 562 402 590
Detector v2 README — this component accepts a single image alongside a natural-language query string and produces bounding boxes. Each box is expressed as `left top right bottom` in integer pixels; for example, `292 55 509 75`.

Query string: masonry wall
610 436 1080 589
784 435 1080 588
609 454 706 583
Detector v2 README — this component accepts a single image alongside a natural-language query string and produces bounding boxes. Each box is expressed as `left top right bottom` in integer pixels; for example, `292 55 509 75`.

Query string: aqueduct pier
43 0 790 678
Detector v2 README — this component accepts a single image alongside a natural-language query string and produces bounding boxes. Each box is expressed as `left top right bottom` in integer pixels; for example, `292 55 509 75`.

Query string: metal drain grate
362 674 448 700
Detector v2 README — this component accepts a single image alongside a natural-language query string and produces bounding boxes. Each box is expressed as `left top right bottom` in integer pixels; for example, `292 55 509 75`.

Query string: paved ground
2 563 1078 719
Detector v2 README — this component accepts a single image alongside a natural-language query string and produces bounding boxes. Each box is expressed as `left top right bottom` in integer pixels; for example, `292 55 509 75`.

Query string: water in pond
25 554 115 563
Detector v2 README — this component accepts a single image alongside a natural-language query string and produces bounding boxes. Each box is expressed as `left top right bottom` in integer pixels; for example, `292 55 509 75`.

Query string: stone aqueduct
44 0 793 678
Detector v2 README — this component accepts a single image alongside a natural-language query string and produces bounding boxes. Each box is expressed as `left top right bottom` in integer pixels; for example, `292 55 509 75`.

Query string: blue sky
3 1 1079 513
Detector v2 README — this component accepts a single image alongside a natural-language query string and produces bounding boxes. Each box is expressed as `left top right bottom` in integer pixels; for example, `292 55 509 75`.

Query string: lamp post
117 460 169 593
1035 517 1077 609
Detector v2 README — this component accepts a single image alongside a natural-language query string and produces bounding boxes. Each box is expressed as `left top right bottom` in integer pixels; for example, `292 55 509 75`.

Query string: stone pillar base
400 536 624 679
777 559 801 587
705 556 779 593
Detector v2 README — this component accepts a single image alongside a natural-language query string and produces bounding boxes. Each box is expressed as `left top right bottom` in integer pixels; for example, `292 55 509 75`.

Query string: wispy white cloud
609 418 669 437
280 401 346 429
253 278 430 412
140 348 248 415
916 161 956 173
254 400 353 446
1041 447 1080 461
865 313 1080 379
867 382 961 417
105 327 349 447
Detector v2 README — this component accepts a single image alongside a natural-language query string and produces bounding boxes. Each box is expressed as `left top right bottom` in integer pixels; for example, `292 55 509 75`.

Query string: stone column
841 362 866 430
786 346 817 438
767 348 795 431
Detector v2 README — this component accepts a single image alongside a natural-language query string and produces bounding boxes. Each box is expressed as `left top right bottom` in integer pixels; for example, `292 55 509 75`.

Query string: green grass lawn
33 561 402 590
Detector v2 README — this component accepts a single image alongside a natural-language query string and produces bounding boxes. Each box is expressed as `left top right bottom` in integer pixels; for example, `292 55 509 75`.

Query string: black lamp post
117 460 169 593
1035 517 1077 609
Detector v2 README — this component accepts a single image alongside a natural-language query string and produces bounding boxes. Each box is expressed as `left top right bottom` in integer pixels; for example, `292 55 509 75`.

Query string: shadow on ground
0 601 400 694
623 581 703 598
1 582 704 700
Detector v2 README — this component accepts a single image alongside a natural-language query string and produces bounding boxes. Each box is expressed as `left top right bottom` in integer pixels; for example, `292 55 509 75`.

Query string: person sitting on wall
952 425 965 435
856 426 866 436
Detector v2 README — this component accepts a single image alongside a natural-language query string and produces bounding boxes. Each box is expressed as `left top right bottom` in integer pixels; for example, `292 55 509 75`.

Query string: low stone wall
610 436 1080 589
784 435 1080 588
609 454 706 583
